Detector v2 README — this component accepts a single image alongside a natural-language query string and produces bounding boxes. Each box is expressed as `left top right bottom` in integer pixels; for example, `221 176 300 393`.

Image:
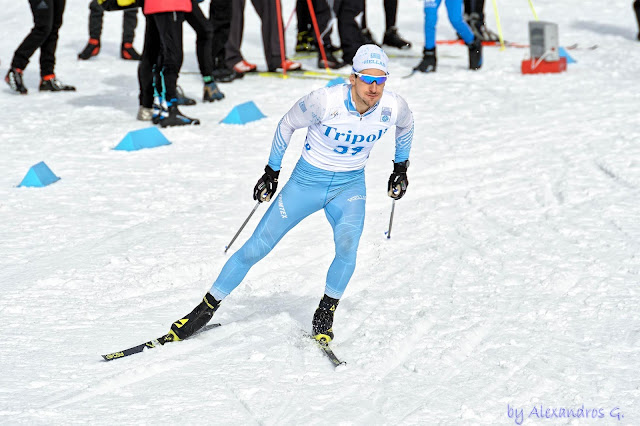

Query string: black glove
253 165 280 202
388 160 409 200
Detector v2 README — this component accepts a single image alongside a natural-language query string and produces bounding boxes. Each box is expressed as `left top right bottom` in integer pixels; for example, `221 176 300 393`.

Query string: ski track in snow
1 0 640 424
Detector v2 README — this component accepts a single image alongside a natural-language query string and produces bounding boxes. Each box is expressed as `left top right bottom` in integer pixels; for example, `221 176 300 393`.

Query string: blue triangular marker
558 47 576 64
18 161 60 187
220 101 266 124
113 127 171 151
326 77 346 87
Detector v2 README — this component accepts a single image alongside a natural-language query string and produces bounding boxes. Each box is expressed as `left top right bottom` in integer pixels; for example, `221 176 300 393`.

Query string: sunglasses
354 72 388 85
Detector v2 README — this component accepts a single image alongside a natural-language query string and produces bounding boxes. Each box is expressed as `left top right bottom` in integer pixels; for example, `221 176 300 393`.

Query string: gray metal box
528 21 559 61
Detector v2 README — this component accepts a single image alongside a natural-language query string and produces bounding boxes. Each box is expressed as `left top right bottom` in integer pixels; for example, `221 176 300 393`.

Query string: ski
436 39 598 50
101 323 221 361
303 332 346 367
402 70 419 79
314 338 346 367
255 70 350 81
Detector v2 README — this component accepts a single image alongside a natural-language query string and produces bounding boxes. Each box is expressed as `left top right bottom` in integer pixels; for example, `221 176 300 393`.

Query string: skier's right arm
254 89 327 202
267 89 327 172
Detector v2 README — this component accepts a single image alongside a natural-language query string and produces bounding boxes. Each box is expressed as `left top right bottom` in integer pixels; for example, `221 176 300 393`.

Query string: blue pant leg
423 0 442 50
445 0 475 44
210 179 323 300
322 180 367 299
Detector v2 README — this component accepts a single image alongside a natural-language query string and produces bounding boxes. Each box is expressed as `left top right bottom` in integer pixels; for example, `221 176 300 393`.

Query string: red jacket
144 0 192 15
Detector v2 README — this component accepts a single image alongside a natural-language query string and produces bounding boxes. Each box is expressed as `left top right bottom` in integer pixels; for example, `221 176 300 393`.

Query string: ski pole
284 6 297 32
275 0 287 78
491 0 506 51
307 0 330 72
527 0 539 21
385 199 396 239
224 201 261 253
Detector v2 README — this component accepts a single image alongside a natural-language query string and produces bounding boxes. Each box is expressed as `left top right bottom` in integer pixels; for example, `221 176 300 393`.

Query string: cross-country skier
167 44 414 345
414 0 483 73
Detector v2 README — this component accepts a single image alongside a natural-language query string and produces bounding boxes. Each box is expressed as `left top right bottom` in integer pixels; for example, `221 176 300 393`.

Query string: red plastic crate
521 57 567 74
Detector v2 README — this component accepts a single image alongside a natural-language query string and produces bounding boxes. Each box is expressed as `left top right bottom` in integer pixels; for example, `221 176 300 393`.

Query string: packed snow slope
1 0 638 424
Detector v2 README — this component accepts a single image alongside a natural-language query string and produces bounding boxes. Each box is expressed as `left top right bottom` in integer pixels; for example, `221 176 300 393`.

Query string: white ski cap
352 44 389 75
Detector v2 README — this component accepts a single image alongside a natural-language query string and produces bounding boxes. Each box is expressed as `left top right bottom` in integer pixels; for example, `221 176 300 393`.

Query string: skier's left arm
388 95 414 200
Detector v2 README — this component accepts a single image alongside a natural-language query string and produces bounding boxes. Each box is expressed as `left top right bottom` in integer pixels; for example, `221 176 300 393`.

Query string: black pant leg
474 0 485 21
210 0 231 68
225 0 246 68
335 0 364 64
361 0 367 29
297 0 310 32
138 15 160 107
153 12 185 102
635 0 640 31
250 0 284 70
122 9 138 44
463 0 471 14
186 1 214 77
88 0 104 40
39 0 65 77
310 0 333 47
11 0 54 71
383 0 397 29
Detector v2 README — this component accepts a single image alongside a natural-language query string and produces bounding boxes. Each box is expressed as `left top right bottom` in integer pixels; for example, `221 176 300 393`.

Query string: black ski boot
78 38 100 60
167 293 220 341
468 13 499 42
414 47 436 73
175 85 197 106
318 50 345 69
121 42 141 60
159 100 200 127
383 27 412 50
203 76 225 102
212 56 243 83
5 67 28 94
312 295 339 342
296 29 317 52
361 28 379 46
468 38 483 70
39 76 76 91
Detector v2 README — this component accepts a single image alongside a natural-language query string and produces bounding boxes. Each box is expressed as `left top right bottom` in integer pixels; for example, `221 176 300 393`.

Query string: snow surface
1 0 639 424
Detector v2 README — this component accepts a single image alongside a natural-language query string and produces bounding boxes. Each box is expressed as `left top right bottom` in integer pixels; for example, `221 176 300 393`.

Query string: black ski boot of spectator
296 30 317 52
468 12 499 42
159 101 200 127
383 27 412 50
39 76 76 92
361 28 379 46
5 68 28 94
78 38 100 60
414 48 436 73
318 50 345 69
203 76 225 102
468 38 483 70
175 86 197 106
121 42 141 60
